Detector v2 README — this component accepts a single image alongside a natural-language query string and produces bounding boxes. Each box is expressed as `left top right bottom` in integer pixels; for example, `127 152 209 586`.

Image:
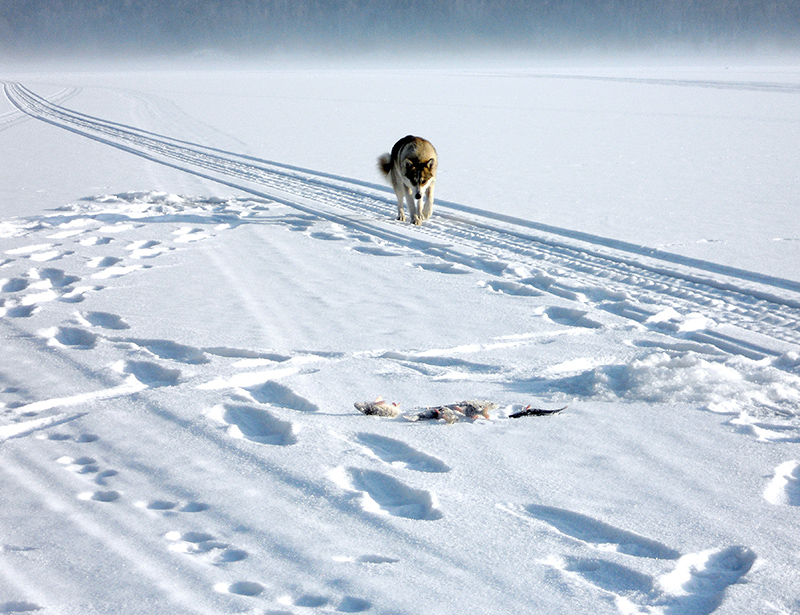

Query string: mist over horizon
2 0 799 65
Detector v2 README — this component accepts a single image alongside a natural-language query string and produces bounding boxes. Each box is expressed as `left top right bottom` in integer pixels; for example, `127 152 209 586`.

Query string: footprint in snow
656 546 757 615
60 285 103 304
329 466 442 521
763 460 800 506
354 433 450 473
126 239 170 259
523 504 681 559
546 548 757 615
166 530 249 565
77 311 130 330
1 278 30 293
246 380 319 412
42 326 98 350
4 304 38 318
114 360 181 387
309 230 347 241
209 403 298 446
87 256 122 269
94 470 118 486
278 592 372 613
214 581 264 597
558 556 657 597
511 504 757 615
78 490 121 503
136 499 208 514
56 455 100 474
37 268 81 288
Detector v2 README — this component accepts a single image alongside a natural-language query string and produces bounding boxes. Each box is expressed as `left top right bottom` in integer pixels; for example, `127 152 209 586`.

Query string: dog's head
403 158 436 200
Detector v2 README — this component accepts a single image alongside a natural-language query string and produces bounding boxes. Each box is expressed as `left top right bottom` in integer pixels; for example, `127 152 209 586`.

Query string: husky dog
378 135 438 225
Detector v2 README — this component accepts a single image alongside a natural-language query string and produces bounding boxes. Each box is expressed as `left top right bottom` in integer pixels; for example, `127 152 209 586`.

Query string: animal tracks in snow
329 466 443 520
0 191 266 325
502 503 757 615
165 530 249 565
54 440 123 503
137 500 209 513
2 184 799 438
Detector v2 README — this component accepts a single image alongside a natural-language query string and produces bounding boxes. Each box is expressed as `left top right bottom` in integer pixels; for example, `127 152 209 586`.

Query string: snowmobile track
5 81 800 360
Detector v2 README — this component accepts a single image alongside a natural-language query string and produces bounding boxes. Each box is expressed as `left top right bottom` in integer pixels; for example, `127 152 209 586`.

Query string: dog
377 135 437 225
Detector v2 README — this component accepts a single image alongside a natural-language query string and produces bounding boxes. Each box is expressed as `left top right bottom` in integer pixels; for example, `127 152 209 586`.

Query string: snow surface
1 63 799 614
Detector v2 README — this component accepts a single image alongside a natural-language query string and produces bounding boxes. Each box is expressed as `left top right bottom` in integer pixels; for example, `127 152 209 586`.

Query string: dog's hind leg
394 187 406 222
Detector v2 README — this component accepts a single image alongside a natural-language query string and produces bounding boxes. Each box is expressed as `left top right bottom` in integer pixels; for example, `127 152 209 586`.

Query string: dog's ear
425 158 435 169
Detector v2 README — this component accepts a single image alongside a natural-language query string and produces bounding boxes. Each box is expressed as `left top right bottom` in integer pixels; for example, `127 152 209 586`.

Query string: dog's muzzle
415 191 422 200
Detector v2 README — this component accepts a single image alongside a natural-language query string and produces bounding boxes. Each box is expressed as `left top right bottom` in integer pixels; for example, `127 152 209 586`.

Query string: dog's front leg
406 193 421 225
420 184 435 221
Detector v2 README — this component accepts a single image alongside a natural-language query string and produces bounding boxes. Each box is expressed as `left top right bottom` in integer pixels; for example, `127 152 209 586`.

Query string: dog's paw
412 215 422 226
397 213 406 222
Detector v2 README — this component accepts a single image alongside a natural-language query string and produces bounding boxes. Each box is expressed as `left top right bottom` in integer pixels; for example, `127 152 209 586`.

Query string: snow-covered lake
1 61 799 614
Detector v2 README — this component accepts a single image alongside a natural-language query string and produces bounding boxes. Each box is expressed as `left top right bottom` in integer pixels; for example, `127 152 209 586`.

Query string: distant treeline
2 0 798 56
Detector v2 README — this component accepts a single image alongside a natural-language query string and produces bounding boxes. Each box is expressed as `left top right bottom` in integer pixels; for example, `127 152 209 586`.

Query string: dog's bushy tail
377 153 392 178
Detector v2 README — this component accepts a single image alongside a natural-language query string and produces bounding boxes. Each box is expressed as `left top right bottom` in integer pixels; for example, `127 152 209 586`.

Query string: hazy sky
2 0 798 60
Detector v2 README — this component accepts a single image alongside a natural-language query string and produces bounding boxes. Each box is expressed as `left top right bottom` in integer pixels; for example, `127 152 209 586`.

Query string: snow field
1 67 799 614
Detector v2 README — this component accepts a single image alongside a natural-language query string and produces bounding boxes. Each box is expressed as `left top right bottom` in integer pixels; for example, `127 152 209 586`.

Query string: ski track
0 80 798 613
